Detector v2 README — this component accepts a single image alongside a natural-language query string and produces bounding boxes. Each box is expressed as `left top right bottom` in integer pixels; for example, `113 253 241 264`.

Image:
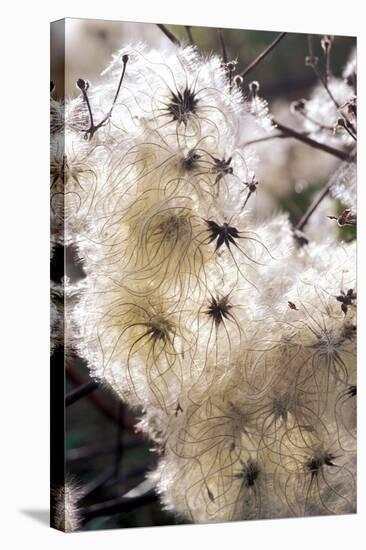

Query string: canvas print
50 19 357 531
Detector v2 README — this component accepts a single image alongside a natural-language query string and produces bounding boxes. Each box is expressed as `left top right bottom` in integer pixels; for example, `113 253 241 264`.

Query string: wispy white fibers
75 45 270 411
57 43 356 523
65 20 170 97
52 479 83 532
292 49 357 147
330 160 357 211
301 78 355 145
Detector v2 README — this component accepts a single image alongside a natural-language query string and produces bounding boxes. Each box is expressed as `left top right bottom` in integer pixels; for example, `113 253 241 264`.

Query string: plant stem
273 119 353 162
218 29 228 64
66 364 136 430
295 164 354 231
242 133 299 147
185 26 194 45
82 491 157 522
65 380 98 406
240 32 287 79
114 404 125 480
157 24 181 46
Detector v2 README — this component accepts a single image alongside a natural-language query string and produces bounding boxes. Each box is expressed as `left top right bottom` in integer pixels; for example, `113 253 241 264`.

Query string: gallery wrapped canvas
50 18 356 531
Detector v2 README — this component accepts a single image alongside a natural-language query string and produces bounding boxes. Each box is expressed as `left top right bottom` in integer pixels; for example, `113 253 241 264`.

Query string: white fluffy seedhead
50 131 105 244
58 40 356 525
330 160 357 211
302 78 355 145
52 479 83 532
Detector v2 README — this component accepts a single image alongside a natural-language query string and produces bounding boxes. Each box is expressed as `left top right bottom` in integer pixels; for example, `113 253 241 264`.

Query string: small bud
122 54 129 64
226 60 237 72
76 78 89 91
327 209 356 227
348 97 357 117
305 55 319 67
333 117 349 136
291 99 307 113
293 228 309 247
321 35 333 52
341 96 357 121
249 80 260 98
233 74 243 87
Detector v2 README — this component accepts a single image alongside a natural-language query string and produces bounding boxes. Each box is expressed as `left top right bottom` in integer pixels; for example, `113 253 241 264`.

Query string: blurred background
52 19 356 530
51 19 355 101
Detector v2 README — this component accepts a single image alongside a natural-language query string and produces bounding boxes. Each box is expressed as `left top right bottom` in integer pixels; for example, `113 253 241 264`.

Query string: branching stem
157 24 181 46
240 32 287 79
66 380 98 406
273 119 353 162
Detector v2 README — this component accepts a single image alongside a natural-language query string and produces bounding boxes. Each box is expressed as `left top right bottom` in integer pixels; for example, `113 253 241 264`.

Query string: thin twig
240 32 287 78
242 132 301 147
66 437 142 462
218 29 228 64
110 56 129 111
95 462 156 498
306 38 357 136
80 461 156 502
114 404 125 480
185 26 194 45
82 490 157 522
340 121 357 142
307 34 315 58
66 380 98 406
324 37 332 86
77 55 128 140
295 164 353 231
80 465 116 499
157 24 181 46
307 35 339 109
273 119 353 162
66 363 136 430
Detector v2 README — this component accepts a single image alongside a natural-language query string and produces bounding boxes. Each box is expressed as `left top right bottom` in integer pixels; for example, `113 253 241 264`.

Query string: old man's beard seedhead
54 40 357 525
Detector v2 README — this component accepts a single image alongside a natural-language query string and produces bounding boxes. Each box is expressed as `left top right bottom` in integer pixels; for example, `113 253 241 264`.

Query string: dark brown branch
114 404 125 480
99 463 156 497
77 55 128 140
307 34 315 58
242 132 299 147
65 380 98 406
306 33 356 139
185 26 194 45
110 55 129 111
80 462 156 502
296 181 333 231
66 363 137 430
81 465 116 499
295 164 354 231
66 437 142 462
323 36 332 85
240 32 287 78
273 119 353 162
157 24 181 46
82 490 157 522
218 29 228 64
306 35 339 109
